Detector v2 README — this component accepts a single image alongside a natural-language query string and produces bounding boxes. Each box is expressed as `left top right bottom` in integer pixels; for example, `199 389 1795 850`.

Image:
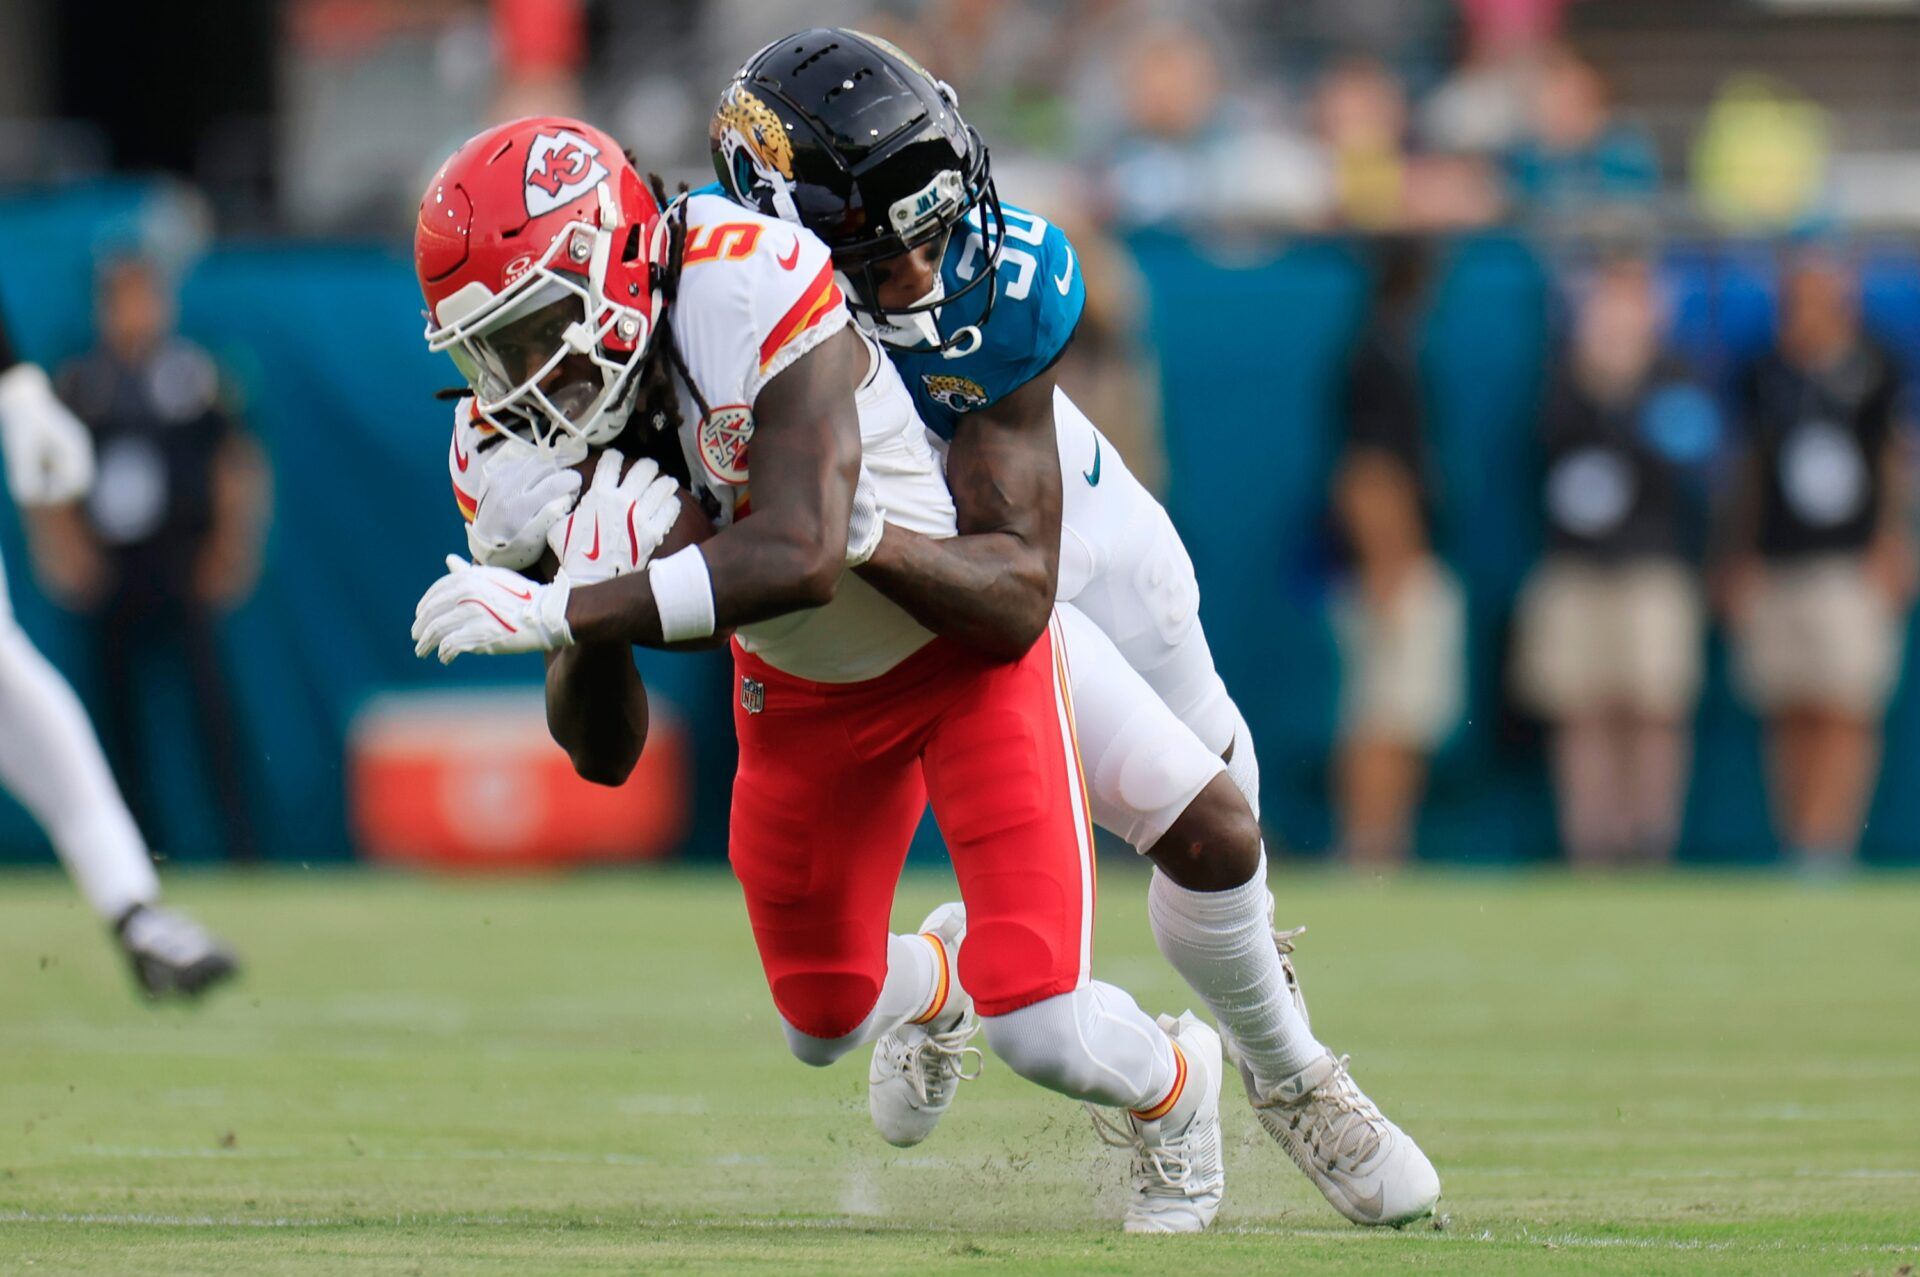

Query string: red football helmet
415 117 668 454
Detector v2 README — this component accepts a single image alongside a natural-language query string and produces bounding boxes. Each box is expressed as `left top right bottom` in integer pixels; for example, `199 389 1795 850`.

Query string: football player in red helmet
408 118 1227 1232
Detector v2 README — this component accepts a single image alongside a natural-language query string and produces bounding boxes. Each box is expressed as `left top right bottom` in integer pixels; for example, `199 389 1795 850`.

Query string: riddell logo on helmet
524 129 610 217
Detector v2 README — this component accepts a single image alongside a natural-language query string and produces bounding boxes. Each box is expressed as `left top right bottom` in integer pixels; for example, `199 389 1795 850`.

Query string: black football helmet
710 28 1005 351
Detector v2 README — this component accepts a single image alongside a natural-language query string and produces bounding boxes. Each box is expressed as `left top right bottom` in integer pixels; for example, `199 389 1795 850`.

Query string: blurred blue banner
3 184 1918 867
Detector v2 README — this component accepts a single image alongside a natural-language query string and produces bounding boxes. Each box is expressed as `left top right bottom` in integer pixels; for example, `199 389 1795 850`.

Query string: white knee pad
981 983 1174 1110
1056 603 1223 852
781 1014 875 1068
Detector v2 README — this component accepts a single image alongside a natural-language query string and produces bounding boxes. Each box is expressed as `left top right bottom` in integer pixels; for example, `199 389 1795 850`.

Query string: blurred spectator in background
1721 248 1915 875
1095 20 1327 230
1313 57 1411 230
1503 46 1658 224
1329 238 1465 869
1423 0 1570 156
1514 253 1717 869
490 0 585 121
1311 55 1502 233
1690 74 1831 234
29 257 271 863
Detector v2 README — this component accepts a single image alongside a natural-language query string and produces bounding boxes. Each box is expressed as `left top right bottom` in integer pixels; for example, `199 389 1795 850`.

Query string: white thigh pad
1057 602 1224 852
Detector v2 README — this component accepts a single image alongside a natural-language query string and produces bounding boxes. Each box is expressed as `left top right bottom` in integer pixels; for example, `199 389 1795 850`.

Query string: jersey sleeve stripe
454 481 478 523
758 261 843 372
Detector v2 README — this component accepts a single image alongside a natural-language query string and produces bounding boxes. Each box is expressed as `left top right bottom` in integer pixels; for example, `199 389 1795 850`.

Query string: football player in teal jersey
707 29 1439 1228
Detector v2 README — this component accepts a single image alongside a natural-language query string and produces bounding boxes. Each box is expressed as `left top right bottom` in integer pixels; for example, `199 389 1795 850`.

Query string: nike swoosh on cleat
1325 1170 1386 1221
777 238 801 271
1082 435 1102 486
1054 243 1076 294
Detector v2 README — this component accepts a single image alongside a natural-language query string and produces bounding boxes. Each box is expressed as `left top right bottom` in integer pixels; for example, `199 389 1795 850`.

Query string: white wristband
650 544 715 643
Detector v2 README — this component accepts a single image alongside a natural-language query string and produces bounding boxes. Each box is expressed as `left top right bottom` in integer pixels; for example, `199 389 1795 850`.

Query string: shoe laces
1276 1055 1388 1171
1085 1105 1212 1201
899 1019 984 1107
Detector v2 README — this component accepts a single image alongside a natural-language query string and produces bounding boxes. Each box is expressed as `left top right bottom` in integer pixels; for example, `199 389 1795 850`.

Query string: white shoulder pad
671 193 849 410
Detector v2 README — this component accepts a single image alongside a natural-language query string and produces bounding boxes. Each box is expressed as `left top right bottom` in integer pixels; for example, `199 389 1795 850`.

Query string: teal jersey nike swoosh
1083 436 1102 486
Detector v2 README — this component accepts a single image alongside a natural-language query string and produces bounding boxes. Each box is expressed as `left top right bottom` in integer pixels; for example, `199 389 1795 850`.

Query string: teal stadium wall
1 184 1917 866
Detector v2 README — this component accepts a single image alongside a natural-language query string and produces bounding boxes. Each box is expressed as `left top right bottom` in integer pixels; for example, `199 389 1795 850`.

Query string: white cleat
1222 926 1439 1227
868 902 982 1148
1089 1011 1225 1234
115 903 239 1000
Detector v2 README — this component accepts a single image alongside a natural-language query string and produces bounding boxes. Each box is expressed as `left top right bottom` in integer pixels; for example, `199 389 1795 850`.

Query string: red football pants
729 618 1096 1038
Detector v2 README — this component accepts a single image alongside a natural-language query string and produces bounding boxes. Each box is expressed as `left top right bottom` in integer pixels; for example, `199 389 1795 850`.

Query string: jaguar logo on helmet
922 374 990 413
713 82 794 188
523 129 610 217
698 404 755 485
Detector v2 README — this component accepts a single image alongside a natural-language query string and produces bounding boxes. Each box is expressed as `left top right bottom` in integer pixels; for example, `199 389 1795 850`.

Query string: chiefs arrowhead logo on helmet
524 129 610 217
415 117 666 458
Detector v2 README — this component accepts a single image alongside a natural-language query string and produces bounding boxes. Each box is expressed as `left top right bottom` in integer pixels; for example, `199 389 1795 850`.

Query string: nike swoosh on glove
846 458 886 567
411 554 574 663
0 364 96 506
466 443 582 571
547 449 682 587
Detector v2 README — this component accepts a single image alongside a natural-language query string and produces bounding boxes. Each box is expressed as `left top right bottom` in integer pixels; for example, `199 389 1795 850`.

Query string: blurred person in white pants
0 304 236 998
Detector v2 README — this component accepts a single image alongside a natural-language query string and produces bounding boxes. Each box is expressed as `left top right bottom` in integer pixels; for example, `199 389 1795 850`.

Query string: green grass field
2 866 1917 1275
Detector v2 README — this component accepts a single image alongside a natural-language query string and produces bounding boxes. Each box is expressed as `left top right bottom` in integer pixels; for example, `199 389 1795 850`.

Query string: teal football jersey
890 200 1085 440
692 185 1085 438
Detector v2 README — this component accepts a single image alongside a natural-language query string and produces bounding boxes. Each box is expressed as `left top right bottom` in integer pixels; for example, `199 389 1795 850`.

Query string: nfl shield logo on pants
740 677 765 715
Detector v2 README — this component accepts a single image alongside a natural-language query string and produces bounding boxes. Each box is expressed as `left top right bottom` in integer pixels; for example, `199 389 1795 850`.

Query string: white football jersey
444 194 957 683
664 193 955 683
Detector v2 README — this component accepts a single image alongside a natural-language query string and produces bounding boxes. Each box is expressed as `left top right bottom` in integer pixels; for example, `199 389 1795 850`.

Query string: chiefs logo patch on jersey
698 404 754 486
524 129 610 217
922 374 990 413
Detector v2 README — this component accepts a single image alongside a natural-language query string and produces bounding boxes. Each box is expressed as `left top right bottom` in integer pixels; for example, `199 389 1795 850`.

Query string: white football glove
846 459 886 567
411 553 574 664
0 363 95 506
548 449 682 587
451 403 582 570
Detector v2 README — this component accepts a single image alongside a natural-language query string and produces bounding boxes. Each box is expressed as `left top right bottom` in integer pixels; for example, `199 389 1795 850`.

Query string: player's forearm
564 523 838 649
544 641 648 785
857 523 1053 660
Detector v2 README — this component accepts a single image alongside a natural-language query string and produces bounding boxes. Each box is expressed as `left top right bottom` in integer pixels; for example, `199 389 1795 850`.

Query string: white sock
780 931 941 1067
1224 704 1261 822
981 982 1177 1111
0 614 157 921
1148 851 1323 1091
